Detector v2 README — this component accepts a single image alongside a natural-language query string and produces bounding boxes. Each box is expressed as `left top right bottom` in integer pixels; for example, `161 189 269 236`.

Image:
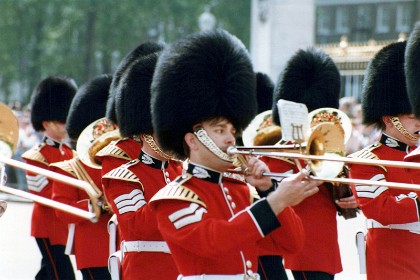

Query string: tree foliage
0 0 251 104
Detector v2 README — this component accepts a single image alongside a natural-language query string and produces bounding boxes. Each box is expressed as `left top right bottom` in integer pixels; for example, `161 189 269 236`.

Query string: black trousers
292 271 335 280
80 267 111 280
35 237 75 280
258 255 289 280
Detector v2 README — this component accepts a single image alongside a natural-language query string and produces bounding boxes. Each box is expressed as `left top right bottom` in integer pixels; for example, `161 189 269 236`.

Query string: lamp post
198 6 216 32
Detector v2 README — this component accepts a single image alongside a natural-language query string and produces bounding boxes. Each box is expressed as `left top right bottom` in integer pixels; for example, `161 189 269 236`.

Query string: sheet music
277 99 309 142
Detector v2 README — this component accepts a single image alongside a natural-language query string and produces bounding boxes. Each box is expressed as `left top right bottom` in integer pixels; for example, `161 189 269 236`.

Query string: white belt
366 219 420 234
178 274 260 280
122 240 171 254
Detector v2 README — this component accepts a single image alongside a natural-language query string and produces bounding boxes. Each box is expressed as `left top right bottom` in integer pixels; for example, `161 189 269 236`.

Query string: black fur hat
108 42 165 125
30 76 77 131
105 93 117 124
116 52 161 138
151 30 257 160
66 74 113 140
362 41 410 127
272 48 340 125
256 72 274 113
406 23 420 117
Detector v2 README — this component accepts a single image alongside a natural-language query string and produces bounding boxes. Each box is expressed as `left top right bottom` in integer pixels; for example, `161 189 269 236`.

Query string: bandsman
148 29 321 279
23 76 77 280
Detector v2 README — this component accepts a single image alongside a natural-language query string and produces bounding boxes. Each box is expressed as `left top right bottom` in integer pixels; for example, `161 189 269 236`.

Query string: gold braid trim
142 134 172 160
390 117 419 141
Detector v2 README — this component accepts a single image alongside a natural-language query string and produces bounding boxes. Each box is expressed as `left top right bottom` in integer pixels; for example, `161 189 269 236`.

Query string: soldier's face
200 118 237 153
43 121 67 141
386 114 420 146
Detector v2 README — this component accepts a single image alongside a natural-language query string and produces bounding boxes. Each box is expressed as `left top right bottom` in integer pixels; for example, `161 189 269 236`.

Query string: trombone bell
306 122 345 178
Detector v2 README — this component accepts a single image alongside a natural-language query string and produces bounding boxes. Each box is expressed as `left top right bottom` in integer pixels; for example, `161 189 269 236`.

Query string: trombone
228 146 420 191
0 102 98 222
230 118 420 191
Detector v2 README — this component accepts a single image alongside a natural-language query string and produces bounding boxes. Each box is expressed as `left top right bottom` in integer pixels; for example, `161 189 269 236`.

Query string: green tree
0 0 251 105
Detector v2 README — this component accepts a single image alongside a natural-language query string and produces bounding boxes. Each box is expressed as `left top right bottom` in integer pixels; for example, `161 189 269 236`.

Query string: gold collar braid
141 134 173 160
390 117 420 141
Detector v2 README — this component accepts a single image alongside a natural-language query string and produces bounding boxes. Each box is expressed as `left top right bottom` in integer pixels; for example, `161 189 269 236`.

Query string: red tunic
349 134 420 280
22 137 74 245
149 163 304 277
95 137 142 250
51 158 111 270
102 151 182 280
264 157 342 275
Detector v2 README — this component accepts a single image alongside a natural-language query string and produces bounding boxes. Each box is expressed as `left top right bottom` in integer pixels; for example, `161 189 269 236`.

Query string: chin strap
142 134 173 160
194 127 235 163
390 117 420 142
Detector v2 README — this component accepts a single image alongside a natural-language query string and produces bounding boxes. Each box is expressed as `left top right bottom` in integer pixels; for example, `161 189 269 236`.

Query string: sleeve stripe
118 200 146 214
169 203 199 222
114 189 146 214
173 208 207 229
354 173 388 199
114 189 142 204
26 175 48 192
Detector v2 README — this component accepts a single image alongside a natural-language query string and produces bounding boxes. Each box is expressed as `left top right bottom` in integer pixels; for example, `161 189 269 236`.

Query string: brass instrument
76 117 120 169
231 107 420 191
0 102 97 222
75 118 119 215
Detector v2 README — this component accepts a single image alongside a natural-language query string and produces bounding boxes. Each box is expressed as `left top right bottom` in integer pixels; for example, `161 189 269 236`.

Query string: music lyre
291 123 304 170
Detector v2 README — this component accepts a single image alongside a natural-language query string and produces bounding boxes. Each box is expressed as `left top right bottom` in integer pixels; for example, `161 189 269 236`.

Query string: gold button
224 187 229 193
227 195 232 201
231 202 236 209
246 260 252 268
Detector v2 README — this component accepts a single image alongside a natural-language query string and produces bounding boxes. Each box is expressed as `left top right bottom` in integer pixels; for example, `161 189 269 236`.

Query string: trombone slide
0 154 100 198
229 148 420 170
259 171 420 191
0 185 97 222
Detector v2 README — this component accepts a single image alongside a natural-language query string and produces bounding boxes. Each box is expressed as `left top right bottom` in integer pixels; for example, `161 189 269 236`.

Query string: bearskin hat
66 74 113 140
151 30 257 160
30 76 77 132
116 51 161 138
108 42 165 126
256 72 274 113
362 41 410 127
105 92 117 124
405 23 420 117
272 48 340 125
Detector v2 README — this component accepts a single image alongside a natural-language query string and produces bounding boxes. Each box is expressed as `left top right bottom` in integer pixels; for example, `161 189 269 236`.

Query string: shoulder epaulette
22 143 48 166
247 185 261 203
150 174 206 208
102 159 143 188
50 160 77 178
96 140 132 161
348 143 386 171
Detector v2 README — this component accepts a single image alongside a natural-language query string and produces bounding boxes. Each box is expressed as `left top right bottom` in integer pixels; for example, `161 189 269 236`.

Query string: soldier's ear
184 132 199 151
42 121 52 131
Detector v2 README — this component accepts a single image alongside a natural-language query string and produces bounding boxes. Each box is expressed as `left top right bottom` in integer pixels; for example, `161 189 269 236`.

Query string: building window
396 5 411 33
317 7 332 35
336 7 349 34
356 6 371 30
376 6 391 33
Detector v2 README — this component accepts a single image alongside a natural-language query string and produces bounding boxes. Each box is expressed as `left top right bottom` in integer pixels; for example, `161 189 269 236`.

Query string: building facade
250 0 420 100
